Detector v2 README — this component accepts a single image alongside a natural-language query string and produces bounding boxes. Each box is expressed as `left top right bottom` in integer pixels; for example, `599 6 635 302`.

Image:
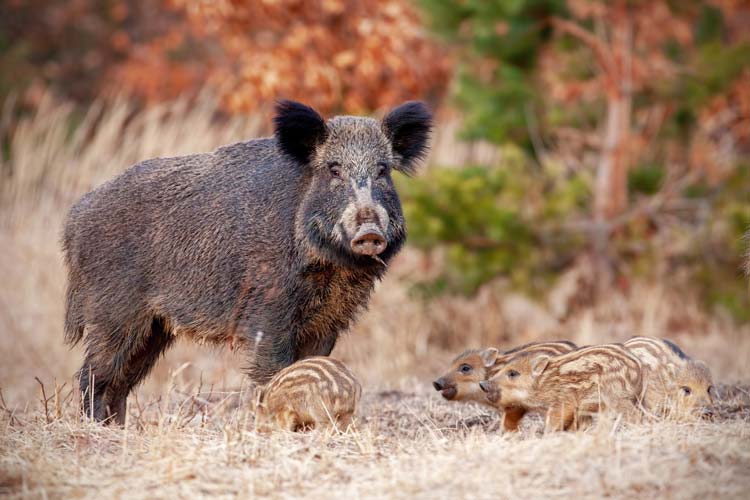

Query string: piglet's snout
351 222 387 256
479 380 501 403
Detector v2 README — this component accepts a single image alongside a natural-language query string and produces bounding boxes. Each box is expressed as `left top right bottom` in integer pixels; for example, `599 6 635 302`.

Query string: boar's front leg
296 333 338 359
245 328 338 383
246 327 297 384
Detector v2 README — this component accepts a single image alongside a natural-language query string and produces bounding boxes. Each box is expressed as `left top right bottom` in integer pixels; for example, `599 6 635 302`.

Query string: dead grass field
1 96 749 499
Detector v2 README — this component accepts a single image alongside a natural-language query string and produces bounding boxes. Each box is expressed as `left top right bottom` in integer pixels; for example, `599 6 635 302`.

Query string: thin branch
54 380 68 420
550 17 617 77
34 376 51 424
0 388 20 426
546 170 702 236
608 171 700 229
203 383 215 428
524 102 548 166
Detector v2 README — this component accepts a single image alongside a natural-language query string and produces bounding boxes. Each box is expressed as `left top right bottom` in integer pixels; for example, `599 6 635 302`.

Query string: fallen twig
34 376 51 424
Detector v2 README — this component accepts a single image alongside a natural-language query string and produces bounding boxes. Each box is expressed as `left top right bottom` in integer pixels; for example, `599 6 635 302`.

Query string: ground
1 384 749 499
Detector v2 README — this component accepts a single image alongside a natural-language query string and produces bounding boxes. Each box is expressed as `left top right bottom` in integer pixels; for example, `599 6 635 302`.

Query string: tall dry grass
1 94 749 498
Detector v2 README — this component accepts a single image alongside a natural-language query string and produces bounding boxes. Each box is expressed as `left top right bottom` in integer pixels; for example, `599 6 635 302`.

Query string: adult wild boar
63 100 432 423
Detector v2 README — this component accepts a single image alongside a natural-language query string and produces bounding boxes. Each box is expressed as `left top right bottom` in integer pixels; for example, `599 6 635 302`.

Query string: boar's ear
480 348 499 368
531 356 550 377
274 100 328 165
382 101 432 175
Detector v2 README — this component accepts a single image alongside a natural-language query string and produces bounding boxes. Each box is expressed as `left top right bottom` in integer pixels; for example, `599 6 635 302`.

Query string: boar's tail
62 210 85 346
64 279 85 345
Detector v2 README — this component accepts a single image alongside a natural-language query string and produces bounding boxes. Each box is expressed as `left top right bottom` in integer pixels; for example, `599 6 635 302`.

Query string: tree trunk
591 90 631 293
595 92 631 222
591 3 633 293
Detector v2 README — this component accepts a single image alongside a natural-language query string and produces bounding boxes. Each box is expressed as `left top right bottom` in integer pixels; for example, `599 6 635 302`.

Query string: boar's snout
351 222 387 256
479 381 491 393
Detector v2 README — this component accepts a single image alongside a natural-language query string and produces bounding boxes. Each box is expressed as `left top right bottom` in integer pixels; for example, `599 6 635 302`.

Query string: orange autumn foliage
110 0 452 114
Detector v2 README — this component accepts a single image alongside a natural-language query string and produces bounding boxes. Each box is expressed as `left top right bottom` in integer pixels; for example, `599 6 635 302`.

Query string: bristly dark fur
381 101 432 175
662 338 689 360
274 100 328 164
62 100 431 424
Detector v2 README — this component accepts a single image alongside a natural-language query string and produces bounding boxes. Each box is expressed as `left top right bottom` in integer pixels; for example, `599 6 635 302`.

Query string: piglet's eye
328 162 342 179
459 364 472 374
681 386 692 396
508 370 520 379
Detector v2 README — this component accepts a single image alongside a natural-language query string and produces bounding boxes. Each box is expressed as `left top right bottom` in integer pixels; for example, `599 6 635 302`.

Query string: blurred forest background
1 0 749 398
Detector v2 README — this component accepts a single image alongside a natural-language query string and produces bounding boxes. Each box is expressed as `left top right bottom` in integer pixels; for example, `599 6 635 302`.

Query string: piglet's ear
480 348 499 368
531 356 550 377
274 100 328 164
382 101 432 175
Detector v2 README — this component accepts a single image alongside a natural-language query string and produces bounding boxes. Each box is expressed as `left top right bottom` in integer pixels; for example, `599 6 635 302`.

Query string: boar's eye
459 364 472 374
680 386 692 396
328 162 342 179
376 162 388 178
507 370 520 379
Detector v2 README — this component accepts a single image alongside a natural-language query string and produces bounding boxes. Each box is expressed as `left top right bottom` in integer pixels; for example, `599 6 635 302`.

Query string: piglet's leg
277 409 301 432
545 403 576 432
502 406 526 432
614 399 644 424
336 412 354 431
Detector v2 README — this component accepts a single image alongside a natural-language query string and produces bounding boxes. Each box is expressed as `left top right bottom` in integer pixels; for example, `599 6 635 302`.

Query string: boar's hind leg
80 316 175 424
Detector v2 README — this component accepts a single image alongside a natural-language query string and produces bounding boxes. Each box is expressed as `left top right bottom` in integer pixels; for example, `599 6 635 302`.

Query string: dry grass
2 387 750 499
1 94 749 499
